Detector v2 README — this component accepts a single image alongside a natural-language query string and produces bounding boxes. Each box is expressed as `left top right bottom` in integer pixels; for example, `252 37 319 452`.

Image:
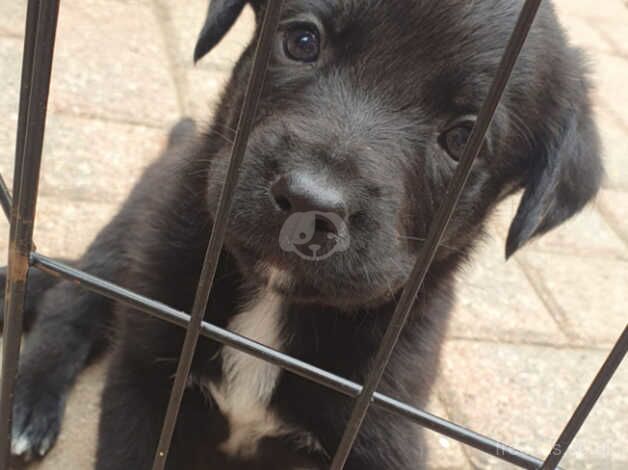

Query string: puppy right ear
505 109 603 258
194 0 248 62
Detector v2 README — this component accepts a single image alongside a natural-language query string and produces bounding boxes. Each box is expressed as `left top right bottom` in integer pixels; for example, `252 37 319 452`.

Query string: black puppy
1 0 603 468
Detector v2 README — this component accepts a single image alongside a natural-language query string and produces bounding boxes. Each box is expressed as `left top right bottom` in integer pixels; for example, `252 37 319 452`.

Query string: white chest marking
208 284 286 457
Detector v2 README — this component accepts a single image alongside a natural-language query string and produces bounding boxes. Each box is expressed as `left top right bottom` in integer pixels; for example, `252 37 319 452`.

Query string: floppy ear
505 110 603 258
194 0 248 62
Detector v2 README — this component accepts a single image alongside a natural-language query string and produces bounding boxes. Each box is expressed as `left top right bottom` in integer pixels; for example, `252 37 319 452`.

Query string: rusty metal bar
329 1 544 468
150 2 285 468
0 0 60 468
540 325 628 470
30 252 549 469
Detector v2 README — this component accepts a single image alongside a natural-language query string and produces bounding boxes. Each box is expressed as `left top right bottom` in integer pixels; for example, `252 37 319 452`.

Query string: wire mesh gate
1 0 626 469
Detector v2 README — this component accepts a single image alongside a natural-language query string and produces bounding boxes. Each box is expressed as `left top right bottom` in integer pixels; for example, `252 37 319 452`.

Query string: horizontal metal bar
540 324 628 470
329 1 544 468
30 252 548 469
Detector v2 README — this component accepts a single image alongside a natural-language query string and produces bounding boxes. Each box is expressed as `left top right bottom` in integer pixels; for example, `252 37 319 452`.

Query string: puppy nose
271 175 347 221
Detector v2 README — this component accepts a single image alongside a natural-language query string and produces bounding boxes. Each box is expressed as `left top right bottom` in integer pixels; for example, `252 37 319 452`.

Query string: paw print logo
279 211 350 261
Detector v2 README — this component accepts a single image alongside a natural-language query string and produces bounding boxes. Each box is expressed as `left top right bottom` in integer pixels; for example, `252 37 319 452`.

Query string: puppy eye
439 121 474 161
283 24 320 63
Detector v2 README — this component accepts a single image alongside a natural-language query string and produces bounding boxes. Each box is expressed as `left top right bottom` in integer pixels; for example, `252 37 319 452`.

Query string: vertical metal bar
151 2 284 468
0 174 11 222
540 325 627 470
0 0 60 468
10 0 40 232
329 1 543 468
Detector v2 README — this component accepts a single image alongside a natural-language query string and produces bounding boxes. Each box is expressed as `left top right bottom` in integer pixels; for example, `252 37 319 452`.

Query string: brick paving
0 1 626 468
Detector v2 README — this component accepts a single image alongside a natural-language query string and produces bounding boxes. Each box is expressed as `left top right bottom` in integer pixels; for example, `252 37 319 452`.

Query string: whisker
396 235 462 253
205 128 235 145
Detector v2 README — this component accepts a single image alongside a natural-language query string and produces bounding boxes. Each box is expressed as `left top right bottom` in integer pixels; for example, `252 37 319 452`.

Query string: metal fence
0 0 626 469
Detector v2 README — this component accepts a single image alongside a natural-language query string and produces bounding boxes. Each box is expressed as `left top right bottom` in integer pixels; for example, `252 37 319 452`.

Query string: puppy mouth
226 241 325 298
278 211 351 262
225 237 406 308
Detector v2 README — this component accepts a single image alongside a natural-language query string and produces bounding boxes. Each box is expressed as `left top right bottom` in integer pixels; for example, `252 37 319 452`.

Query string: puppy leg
8 228 122 461
9 281 113 461
96 357 166 470
8 117 199 462
96 351 209 470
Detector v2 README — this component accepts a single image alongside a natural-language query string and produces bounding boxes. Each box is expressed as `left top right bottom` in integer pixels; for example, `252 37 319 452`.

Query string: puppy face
198 0 602 307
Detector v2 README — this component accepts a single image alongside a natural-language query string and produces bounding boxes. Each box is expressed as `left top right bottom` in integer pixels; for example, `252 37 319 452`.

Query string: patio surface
0 1 626 468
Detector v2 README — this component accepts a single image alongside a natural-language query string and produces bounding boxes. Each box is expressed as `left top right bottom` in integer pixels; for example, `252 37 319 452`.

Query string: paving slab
591 53 628 129
520 252 628 346
0 2 181 132
0 37 21 182
32 196 120 260
0 194 119 271
593 21 628 58
553 0 628 24
448 236 568 345
0 1 25 38
436 340 628 469
36 114 166 203
422 394 472 469
597 189 628 246
183 67 232 123
47 0 179 127
557 14 616 55
593 107 628 191
0 0 153 37
0 40 169 218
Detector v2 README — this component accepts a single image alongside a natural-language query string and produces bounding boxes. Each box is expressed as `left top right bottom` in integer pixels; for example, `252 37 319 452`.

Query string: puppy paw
10 384 65 461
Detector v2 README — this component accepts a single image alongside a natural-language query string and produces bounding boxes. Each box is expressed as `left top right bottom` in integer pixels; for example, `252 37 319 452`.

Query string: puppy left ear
194 0 248 62
505 110 603 258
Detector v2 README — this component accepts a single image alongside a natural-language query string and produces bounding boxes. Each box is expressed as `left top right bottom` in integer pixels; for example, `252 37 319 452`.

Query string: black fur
1 1 602 468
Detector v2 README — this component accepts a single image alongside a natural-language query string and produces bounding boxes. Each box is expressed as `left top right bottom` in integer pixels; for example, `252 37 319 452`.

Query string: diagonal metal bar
540 324 628 470
0 174 11 222
30 252 550 469
329 1 544 468
150 2 284 468
0 0 60 468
